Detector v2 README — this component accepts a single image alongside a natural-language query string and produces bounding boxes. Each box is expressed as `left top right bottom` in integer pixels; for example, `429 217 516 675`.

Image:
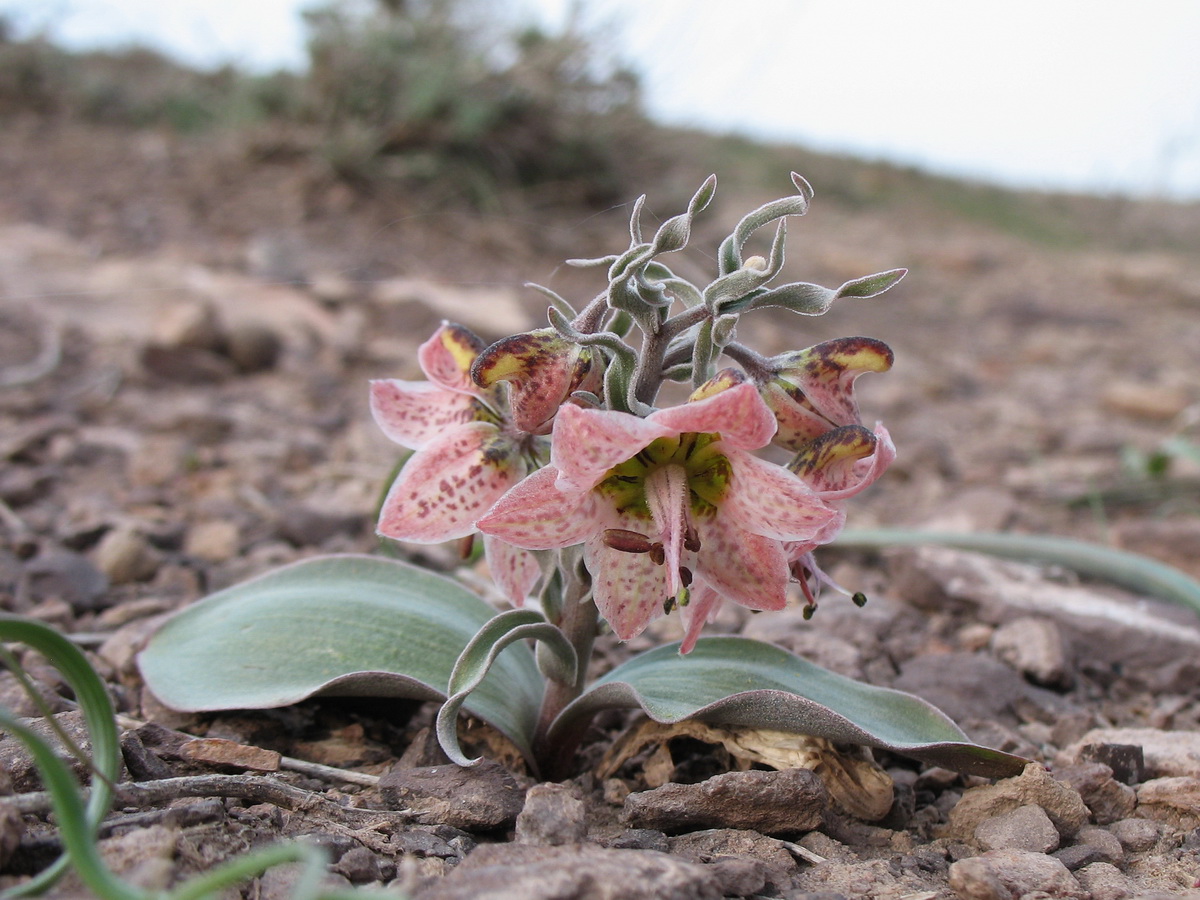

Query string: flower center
597 433 731 604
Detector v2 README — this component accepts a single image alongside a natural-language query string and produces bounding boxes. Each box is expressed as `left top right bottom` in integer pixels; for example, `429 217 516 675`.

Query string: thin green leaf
834 529 1200 616
138 554 544 763
834 267 908 299
550 636 1026 778
0 615 122 897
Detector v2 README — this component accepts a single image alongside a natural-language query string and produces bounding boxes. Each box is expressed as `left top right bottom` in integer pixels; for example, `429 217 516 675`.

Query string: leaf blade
138 554 543 760
552 636 1025 778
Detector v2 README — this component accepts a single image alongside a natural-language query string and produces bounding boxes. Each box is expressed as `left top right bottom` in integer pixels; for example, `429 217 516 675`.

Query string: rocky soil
2 119 1200 898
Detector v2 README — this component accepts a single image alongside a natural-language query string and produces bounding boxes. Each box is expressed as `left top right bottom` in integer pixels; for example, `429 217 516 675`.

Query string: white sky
4 0 1200 200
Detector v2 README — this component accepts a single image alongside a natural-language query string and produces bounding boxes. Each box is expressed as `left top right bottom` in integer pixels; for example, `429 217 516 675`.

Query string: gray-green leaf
549 637 1026 778
138 554 544 761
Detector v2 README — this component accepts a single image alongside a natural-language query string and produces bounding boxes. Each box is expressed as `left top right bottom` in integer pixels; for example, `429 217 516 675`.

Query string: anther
679 566 693 588
852 591 868 608
602 529 656 554
684 523 702 553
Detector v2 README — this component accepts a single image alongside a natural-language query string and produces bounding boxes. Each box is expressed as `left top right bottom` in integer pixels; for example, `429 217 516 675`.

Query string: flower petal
693 516 790 612
377 422 523 543
418 322 486 395
759 380 837 451
657 381 775 450
584 532 670 641
790 423 896 500
772 337 893 428
550 404 674 492
679 580 724 654
472 328 594 435
483 534 542 607
370 379 479 451
477 465 600 549
720 448 837 541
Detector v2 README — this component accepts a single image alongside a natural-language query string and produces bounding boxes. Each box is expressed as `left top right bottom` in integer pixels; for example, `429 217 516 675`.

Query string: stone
1054 762 1138 824
333 846 388 884
1109 817 1161 852
1135 776 1200 830
892 652 1028 727
184 520 241 563
945 763 1089 843
380 760 526 831
1065 728 1200 779
622 767 829 835
93 525 161 584
0 799 23 870
1075 743 1147 785
668 828 799 891
17 549 109 613
178 738 282 772
947 849 1086 899
515 783 588 846
412 843 722 900
1071 825 1124 866
604 829 669 852
1073 861 1133 900
974 803 1060 853
225 322 282 373
990 616 1071 688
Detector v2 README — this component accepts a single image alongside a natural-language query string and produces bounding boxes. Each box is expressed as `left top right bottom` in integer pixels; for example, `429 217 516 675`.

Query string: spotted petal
769 337 893 438
472 328 597 435
477 465 601 550
418 322 487 396
692 516 790 613
584 528 671 641
377 421 524 543
550 404 675 492
482 534 542 607
660 381 776 450
790 423 896 500
370 379 480 451
720 448 837 541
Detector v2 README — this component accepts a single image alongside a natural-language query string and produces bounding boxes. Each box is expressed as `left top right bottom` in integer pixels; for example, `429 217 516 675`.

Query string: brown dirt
2 117 1200 898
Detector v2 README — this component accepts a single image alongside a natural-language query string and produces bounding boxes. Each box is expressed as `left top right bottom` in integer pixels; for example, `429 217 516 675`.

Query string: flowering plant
141 176 1024 780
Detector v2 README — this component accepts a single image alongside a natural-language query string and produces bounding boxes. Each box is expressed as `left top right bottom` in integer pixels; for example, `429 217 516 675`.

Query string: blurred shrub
0 2 655 204
300 0 651 203
0 19 303 131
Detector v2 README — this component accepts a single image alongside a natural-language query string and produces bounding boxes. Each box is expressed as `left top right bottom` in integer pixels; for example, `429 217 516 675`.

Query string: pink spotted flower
369 322 545 602
476 382 840 644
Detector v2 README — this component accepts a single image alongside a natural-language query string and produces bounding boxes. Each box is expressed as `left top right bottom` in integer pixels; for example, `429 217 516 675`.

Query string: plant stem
531 572 598 779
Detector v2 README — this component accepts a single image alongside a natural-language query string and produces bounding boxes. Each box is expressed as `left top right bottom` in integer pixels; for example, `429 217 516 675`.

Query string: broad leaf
550 636 1026 778
138 554 544 761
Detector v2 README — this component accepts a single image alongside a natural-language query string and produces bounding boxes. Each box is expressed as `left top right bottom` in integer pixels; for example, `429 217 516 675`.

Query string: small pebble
1109 817 1161 853
515 783 588 846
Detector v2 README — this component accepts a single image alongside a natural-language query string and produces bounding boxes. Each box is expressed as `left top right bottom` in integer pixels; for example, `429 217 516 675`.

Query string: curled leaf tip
791 172 815 202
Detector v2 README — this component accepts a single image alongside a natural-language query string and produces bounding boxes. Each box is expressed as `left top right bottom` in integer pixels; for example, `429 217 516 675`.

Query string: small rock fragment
1066 728 1198 780
893 652 1027 727
945 763 1090 844
184 520 241 563
380 760 526 831
1109 816 1161 852
17 550 109 613
947 849 1086 899
93 525 161 584
991 616 1071 688
225 322 282 373
1075 743 1146 785
515 783 587 846
333 846 388 884
1054 763 1137 825
974 803 1060 853
1135 776 1200 830
622 767 828 835
412 843 722 900
1070 825 1124 866
178 738 281 772
1072 861 1132 900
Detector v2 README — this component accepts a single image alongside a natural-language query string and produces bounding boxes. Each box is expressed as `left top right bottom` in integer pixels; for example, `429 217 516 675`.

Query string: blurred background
3 0 1200 200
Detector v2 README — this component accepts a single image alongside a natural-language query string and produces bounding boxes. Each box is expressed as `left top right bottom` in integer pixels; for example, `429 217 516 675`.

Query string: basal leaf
138 554 543 761
551 636 1026 778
